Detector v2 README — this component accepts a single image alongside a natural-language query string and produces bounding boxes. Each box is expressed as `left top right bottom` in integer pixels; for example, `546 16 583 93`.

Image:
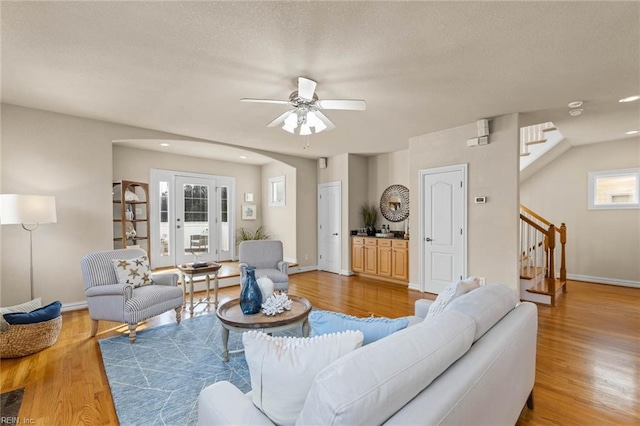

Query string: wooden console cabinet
351 237 409 284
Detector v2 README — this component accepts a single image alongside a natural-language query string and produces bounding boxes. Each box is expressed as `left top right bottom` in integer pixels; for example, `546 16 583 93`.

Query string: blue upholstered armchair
238 240 289 291
80 248 183 343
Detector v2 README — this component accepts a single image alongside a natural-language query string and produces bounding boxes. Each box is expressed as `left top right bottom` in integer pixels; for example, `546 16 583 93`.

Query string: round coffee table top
216 295 312 329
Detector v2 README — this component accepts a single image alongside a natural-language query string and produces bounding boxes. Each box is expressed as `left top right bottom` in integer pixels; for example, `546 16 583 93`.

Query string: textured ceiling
2 2 638 161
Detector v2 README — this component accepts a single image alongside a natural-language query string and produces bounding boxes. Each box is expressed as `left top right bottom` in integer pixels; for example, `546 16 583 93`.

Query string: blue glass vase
240 266 262 314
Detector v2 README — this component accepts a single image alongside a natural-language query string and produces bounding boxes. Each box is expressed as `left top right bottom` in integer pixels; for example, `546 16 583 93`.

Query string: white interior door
175 175 217 265
318 182 341 274
420 165 467 294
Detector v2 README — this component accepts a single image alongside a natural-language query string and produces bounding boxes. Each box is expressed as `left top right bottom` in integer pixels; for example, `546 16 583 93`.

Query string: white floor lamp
0 194 57 300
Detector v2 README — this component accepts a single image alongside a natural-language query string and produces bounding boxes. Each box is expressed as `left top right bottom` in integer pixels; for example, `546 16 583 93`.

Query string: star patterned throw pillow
111 255 154 288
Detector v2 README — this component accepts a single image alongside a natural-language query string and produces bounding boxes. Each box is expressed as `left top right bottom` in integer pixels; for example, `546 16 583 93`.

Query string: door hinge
460 228 463 235
320 254 323 259
460 181 463 188
319 194 322 199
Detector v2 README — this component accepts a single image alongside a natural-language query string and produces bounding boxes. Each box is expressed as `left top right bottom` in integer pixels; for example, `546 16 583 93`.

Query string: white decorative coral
261 293 293 316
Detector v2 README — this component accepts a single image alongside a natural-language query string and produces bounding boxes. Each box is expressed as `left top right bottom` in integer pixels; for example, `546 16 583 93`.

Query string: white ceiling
2 2 638 162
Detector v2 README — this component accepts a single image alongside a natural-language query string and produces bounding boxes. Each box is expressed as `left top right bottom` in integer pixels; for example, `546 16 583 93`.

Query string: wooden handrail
519 206 568 306
520 214 548 234
520 205 563 234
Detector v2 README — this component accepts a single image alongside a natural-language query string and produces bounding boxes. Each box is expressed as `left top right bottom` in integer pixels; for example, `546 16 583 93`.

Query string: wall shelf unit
113 180 150 261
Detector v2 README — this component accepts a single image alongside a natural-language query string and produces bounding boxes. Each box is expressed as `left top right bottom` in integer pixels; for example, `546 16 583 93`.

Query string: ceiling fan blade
241 98 292 105
297 77 317 101
315 111 336 131
316 99 367 111
267 109 295 127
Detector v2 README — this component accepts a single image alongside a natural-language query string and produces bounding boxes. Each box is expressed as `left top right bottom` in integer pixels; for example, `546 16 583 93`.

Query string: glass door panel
176 176 217 265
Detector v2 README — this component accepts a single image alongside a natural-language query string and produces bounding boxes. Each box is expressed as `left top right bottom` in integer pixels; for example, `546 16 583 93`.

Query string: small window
269 175 286 207
588 168 640 210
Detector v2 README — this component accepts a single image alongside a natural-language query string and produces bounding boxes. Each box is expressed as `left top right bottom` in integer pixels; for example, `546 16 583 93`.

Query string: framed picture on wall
242 204 257 220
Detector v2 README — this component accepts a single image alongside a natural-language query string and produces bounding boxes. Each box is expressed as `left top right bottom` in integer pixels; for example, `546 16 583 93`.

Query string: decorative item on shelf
257 276 274 301
125 222 137 239
261 293 293 316
239 266 262 315
360 203 378 236
124 189 139 202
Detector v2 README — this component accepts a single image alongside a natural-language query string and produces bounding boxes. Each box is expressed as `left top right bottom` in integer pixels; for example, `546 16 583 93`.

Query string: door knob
333 233 339 236
177 225 181 229
425 237 432 242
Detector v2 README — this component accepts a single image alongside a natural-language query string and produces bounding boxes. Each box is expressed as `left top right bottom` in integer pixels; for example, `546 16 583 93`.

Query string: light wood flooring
1 273 638 425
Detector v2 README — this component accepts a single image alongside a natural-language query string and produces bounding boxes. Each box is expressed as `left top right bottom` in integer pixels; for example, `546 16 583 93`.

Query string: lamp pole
22 223 39 300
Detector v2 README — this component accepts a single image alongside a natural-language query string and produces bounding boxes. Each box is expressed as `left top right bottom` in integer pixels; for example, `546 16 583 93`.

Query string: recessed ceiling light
625 130 639 135
568 101 583 108
239 155 248 159
159 143 170 147
619 95 640 103
569 108 583 117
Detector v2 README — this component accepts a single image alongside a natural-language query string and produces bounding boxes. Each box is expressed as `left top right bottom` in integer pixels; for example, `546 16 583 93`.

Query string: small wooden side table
216 295 312 362
177 262 222 313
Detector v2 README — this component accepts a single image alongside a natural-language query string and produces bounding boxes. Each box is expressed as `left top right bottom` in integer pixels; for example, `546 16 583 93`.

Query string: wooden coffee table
216 295 312 362
177 262 222 313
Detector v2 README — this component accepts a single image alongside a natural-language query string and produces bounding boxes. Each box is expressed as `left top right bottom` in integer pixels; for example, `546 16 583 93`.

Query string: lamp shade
0 194 57 225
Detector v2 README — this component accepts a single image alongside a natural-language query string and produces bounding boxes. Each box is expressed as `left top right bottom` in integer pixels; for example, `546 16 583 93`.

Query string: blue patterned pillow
4 301 62 325
309 310 409 345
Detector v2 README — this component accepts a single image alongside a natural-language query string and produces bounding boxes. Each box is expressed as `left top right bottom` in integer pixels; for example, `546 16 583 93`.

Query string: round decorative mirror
380 184 409 222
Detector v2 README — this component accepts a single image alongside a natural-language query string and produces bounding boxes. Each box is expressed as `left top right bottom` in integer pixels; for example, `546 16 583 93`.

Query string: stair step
520 266 544 280
526 278 567 296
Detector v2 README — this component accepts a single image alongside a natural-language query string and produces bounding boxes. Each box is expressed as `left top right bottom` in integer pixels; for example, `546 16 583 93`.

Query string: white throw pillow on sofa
243 330 364 426
426 277 480 318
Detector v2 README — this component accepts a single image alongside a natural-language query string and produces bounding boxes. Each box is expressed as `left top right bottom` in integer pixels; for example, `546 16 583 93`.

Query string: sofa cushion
111 254 153 288
297 310 476 425
0 297 42 331
243 330 364 426
427 277 480 318
309 310 409 345
444 284 518 342
4 301 62 325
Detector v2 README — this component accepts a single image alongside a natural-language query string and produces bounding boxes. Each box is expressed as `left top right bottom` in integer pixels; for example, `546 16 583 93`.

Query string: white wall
261 161 297 261
409 113 520 292
367 150 409 232
520 137 640 284
1 104 318 307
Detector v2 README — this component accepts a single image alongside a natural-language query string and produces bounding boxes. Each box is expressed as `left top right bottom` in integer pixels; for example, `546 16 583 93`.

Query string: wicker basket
0 316 62 358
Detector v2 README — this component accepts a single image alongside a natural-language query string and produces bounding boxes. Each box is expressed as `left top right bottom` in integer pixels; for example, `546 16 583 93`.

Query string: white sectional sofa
198 284 538 425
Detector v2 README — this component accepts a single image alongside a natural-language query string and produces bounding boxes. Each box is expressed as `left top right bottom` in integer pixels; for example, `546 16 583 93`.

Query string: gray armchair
80 248 183 343
238 240 289 291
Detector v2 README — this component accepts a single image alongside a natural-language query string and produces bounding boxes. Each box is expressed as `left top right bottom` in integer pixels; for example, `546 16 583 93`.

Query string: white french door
317 182 341 274
150 170 235 268
175 176 217 265
420 164 467 294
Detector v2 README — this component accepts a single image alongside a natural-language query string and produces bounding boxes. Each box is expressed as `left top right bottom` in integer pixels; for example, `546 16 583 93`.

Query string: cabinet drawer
364 238 378 246
378 239 392 247
352 237 365 245
392 240 408 249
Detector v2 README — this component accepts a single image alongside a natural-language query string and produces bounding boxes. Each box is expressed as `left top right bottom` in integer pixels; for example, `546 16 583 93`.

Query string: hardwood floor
1 273 638 425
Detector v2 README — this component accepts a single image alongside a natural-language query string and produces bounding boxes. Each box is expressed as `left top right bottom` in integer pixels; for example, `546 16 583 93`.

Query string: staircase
519 205 567 306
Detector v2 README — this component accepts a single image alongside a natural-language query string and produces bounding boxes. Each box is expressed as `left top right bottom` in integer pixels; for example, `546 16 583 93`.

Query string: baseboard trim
62 301 88 312
289 265 318 274
408 282 421 292
284 257 298 264
567 274 640 288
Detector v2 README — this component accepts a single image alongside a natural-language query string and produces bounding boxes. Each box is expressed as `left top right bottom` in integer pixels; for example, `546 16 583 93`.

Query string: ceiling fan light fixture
282 123 296 133
306 111 319 128
315 119 327 133
300 123 312 136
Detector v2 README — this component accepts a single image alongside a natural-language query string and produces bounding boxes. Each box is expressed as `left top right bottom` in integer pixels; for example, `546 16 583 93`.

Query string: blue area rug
99 313 301 425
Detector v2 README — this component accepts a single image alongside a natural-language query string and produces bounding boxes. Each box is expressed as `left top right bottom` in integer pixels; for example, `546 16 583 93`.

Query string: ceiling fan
241 77 366 135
